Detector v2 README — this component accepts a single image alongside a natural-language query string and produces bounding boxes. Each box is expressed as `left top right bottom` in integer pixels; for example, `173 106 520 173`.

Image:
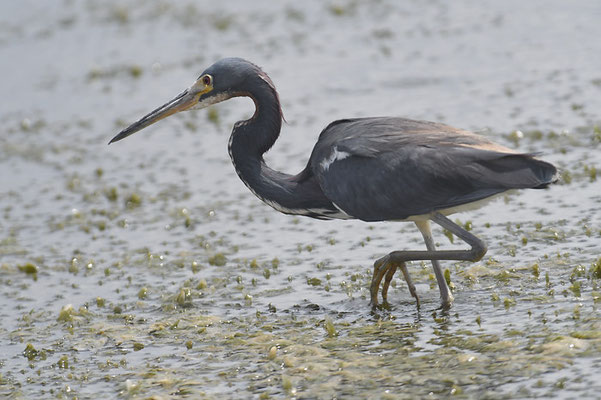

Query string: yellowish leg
381 262 397 304
414 220 454 308
372 258 420 307
370 257 391 306
369 212 486 308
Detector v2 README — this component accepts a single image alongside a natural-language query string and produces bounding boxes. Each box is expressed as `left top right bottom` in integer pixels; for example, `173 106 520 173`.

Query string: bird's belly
403 191 510 222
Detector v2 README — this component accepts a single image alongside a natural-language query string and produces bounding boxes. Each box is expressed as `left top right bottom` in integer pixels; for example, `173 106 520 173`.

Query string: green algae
105 187 118 202
57 355 69 369
324 318 337 338
17 262 38 275
307 277 322 286
175 287 192 307
2 2 601 399
207 107 220 125
57 304 80 323
125 193 142 209
23 343 41 361
208 253 227 266
8 277 601 398
569 281 582 297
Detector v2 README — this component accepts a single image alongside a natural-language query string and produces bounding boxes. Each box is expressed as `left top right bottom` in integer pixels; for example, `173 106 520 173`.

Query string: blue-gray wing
309 118 557 221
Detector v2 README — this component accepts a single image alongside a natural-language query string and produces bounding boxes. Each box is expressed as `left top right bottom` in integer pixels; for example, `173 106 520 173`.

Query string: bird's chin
191 91 234 111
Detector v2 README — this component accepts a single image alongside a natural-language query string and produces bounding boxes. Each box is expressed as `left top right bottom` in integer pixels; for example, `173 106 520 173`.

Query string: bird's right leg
415 220 453 307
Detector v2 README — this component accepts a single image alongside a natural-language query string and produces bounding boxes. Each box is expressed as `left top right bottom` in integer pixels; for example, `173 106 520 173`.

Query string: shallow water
1 0 600 398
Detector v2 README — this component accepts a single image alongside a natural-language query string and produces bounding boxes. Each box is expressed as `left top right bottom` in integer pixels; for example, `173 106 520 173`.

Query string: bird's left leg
371 259 419 307
371 261 394 306
382 261 419 306
380 261 397 303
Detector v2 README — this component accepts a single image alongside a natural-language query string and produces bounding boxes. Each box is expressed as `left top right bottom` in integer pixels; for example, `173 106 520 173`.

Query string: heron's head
109 58 270 144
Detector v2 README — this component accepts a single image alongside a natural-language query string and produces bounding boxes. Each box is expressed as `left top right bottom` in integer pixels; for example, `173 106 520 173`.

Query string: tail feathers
523 156 559 188
476 154 558 190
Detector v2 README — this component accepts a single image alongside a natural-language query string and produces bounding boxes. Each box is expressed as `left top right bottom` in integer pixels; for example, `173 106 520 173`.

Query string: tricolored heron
110 58 558 308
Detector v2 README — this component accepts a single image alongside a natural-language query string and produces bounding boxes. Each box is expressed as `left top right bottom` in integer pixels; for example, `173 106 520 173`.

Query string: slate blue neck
227 78 335 216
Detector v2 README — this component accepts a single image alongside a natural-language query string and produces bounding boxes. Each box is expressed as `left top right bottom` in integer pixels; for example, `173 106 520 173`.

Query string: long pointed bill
109 88 200 144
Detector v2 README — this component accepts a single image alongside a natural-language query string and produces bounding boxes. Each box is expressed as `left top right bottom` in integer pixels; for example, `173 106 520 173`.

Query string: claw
398 262 420 308
370 255 420 308
370 256 390 307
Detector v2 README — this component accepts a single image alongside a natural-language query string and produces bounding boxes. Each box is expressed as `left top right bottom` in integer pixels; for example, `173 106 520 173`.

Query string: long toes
370 287 379 307
370 272 385 306
406 283 419 302
369 275 380 307
370 260 392 307
381 264 397 304
397 263 420 307
411 287 420 309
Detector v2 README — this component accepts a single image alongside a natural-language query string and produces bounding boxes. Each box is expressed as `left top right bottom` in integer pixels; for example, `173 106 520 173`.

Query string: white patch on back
320 147 351 171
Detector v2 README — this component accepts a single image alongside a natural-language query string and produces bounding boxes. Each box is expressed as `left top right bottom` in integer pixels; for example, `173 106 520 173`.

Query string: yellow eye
202 75 212 86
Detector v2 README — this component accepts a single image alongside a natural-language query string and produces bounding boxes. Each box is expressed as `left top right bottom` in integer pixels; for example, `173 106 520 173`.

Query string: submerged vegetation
1 0 601 398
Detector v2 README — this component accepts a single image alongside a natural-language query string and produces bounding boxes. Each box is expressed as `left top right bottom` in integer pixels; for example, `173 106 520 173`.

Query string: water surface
1 1 600 398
